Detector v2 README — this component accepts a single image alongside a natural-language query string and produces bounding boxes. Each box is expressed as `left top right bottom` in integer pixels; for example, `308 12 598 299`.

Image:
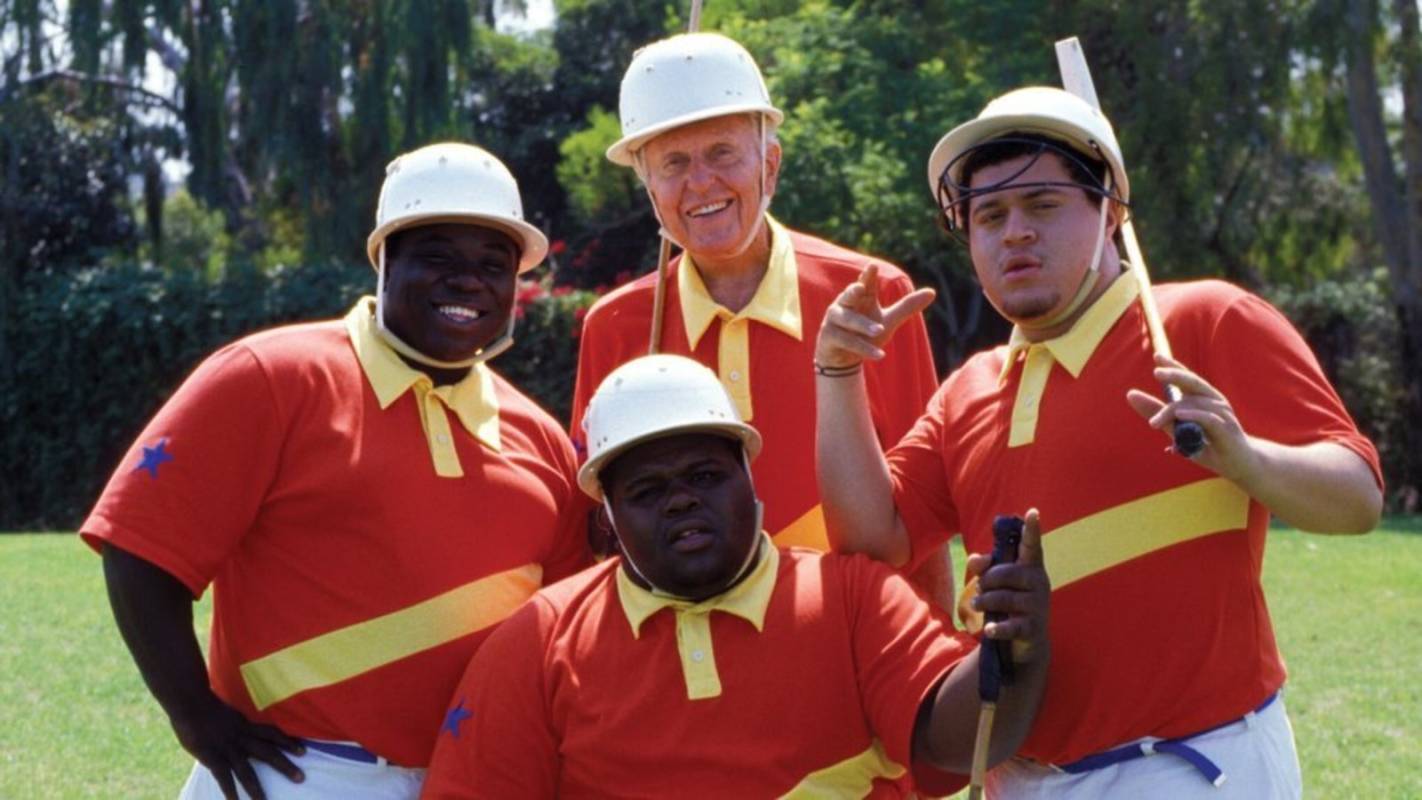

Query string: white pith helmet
578 354 762 500
606 32 785 166
366 142 548 273
926 86 1129 205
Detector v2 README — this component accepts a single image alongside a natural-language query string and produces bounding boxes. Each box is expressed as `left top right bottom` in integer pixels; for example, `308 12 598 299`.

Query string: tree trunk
1347 0 1422 502
1393 0 1422 360
1344 0 1408 274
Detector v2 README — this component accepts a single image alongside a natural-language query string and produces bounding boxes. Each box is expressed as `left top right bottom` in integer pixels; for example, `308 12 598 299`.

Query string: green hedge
0 263 595 530
1269 269 1418 511
2 262 1412 531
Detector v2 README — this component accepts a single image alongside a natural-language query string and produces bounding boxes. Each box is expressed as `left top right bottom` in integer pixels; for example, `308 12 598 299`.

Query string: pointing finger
881 288 937 335
1017 508 1042 567
857 263 880 298
1125 388 1166 422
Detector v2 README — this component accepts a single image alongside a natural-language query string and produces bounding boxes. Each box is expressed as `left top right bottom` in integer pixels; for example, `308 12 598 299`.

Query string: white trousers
178 743 426 800
987 694 1302 799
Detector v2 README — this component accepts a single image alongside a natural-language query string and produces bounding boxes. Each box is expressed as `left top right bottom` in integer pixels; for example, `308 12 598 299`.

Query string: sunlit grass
3 522 1418 798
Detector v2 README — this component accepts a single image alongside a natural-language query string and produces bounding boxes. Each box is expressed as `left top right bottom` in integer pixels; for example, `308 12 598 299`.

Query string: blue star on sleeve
133 438 174 479
441 699 472 738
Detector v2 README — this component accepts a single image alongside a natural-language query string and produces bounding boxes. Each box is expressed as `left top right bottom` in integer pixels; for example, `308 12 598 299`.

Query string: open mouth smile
435 304 485 324
687 200 732 218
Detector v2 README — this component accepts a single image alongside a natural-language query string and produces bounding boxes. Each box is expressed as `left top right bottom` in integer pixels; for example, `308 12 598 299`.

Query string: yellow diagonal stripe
1043 478 1250 589
240 564 543 710
779 738 905 799
772 503 829 551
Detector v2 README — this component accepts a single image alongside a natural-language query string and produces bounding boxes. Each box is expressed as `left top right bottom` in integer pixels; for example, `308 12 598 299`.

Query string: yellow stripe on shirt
772 503 829 551
779 739 906 799
240 564 542 710
1042 478 1250 589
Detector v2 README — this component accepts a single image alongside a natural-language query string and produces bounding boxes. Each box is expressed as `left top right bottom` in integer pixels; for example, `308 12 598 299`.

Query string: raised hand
1126 353 1253 481
815 264 936 370
964 509 1050 665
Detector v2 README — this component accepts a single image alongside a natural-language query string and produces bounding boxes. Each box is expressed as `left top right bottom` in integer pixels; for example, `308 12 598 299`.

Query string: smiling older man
567 32 954 608
422 355 1052 798
82 143 590 800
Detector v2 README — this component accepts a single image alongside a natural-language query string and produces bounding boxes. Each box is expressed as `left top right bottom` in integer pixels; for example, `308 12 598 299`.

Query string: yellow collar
678 215 803 349
344 297 501 451
616 534 779 637
998 273 1140 384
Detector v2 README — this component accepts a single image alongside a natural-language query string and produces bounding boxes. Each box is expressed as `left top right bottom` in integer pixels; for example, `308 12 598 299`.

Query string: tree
1329 0 1422 503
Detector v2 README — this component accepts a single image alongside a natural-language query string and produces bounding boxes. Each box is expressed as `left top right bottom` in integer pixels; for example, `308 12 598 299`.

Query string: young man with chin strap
816 87 1383 798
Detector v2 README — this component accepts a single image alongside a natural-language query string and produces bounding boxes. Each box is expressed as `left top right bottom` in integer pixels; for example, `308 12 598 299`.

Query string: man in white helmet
422 354 1052 797
82 143 591 800
814 87 1383 797
568 32 955 608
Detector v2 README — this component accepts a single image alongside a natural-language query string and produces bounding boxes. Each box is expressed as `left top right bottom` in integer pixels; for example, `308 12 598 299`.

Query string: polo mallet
646 0 706 354
1054 37 1206 459
967 515 1023 800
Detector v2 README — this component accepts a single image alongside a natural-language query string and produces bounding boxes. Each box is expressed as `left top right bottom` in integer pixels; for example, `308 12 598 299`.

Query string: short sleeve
1195 291 1382 489
886 384 961 569
422 598 560 799
843 555 974 767
79 344 284 596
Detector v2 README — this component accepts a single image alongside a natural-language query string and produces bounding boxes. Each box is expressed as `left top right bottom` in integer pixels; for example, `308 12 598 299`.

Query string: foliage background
2 0 1419 529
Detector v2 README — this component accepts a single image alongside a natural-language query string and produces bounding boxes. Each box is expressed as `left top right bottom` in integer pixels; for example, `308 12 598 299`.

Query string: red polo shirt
888 277 1382 765
422 543 975 798
83 300 592 766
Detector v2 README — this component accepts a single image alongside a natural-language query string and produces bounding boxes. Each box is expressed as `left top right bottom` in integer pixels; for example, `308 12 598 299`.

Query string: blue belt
1056 693 1279 786
301 739 380 764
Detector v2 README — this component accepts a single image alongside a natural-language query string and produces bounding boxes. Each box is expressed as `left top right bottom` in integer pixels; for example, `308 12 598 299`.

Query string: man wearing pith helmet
82 142 590 800
568 30 955 609
816 86 1383 797
423 354 1052 798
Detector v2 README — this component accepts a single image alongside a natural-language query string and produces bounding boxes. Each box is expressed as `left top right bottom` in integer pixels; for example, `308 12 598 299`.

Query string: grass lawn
3 521 1420 798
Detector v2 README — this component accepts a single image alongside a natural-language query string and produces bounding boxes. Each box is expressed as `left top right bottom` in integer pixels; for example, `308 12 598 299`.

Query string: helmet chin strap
1015 173 1115 333
374 242 515 369
604 447 767 601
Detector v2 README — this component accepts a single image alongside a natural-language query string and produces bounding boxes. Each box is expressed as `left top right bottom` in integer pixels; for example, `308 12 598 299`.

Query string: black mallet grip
979 515 1023 702
1173 420 1205 458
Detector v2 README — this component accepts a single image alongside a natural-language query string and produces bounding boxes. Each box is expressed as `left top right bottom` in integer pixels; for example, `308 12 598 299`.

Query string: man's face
382 223 519 363
639 114 781 266
603 432 760 602
965 153 1116 324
